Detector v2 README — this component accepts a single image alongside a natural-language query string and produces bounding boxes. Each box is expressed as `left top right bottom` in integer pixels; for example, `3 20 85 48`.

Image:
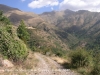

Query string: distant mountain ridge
0 4 20 12
40 9 100 49
1 4 100 50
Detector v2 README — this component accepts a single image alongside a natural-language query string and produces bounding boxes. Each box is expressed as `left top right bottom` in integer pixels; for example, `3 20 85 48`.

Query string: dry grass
51 56 66 64
22 50 39 69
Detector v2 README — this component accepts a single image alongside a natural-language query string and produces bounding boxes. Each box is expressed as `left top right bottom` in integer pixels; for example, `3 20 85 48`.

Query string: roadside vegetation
62 48 100 75
0 11 28 63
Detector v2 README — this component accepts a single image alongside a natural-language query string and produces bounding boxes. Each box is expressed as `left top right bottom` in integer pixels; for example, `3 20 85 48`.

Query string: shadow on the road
61 62 71 69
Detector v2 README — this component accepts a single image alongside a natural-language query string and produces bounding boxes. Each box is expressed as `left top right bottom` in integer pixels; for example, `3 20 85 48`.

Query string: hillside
0 4 100 75
40 10 100 49
0 8 77 75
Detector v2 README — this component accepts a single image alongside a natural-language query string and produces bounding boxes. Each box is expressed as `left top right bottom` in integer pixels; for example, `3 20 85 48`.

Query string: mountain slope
0 4 20 12
40 10 100 49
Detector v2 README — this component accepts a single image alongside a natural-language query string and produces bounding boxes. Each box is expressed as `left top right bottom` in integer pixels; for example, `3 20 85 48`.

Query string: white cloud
59 0 100 12
21 0 26 2
28 0 59 9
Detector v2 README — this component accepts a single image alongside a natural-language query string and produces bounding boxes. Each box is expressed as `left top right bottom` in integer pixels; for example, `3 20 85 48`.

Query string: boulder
0 58 14 68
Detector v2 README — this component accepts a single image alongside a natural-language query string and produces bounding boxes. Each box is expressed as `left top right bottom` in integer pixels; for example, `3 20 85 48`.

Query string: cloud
21 0 26 2
59 0 100 12
28 0 59 9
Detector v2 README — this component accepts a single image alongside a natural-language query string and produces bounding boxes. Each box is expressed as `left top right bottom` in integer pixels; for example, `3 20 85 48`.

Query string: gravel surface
31 53 78 75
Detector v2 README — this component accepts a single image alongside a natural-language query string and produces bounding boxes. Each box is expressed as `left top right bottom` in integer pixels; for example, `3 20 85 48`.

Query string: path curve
33 52 78 75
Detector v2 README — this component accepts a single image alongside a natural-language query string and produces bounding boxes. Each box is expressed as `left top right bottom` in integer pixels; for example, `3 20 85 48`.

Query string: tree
17 20 29 43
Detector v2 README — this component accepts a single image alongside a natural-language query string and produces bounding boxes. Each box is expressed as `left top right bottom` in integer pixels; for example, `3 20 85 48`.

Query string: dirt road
0 52 78 75
32 53 78 75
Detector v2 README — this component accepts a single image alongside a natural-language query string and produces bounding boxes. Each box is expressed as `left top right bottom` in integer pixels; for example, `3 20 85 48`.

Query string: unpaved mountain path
33 52 78 75
0 52 79 75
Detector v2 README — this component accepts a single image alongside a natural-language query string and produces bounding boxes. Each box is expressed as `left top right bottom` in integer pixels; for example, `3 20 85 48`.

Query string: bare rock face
0 58 14 68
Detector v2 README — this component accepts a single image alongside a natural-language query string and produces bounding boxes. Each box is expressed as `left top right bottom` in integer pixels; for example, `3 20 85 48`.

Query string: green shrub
90 65 100 75
0 12 28 62
69 49 93 68
0 25 28 62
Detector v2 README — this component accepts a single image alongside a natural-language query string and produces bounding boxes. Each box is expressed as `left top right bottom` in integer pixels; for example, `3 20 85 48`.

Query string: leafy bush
69 49 93 68
0 24 28 62
89 51 100 75
90 65 100 75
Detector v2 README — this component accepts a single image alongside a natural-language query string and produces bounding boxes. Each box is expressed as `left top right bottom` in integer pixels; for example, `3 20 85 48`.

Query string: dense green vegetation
0 11 28 62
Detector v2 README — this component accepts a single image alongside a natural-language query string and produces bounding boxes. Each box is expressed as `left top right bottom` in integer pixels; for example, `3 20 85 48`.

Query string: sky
0 0 100 14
